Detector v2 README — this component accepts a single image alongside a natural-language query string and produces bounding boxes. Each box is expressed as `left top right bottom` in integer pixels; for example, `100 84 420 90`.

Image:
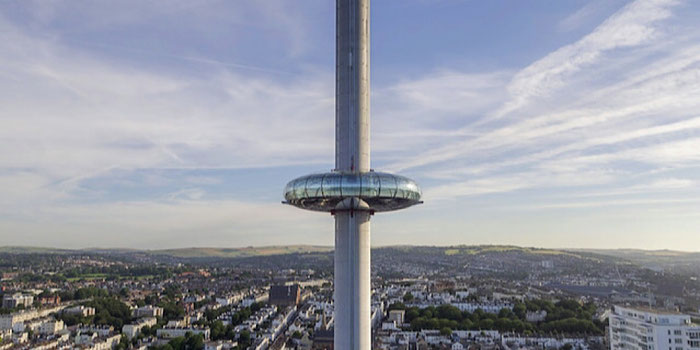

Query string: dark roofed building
312 328 333 350
269 284 301 307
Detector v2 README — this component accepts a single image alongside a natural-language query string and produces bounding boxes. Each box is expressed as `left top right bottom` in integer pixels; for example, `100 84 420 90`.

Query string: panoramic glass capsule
283 171 422 213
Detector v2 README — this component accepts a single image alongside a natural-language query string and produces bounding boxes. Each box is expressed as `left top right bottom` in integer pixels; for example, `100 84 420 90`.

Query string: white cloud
0 13 336 182
648 178 695 189
491 0 678 121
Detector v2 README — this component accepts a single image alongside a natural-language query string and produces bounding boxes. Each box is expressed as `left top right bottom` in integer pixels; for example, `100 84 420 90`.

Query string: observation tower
283 0 422 348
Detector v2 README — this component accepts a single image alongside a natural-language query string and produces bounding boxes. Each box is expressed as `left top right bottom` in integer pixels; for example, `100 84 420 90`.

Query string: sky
1 0 700 250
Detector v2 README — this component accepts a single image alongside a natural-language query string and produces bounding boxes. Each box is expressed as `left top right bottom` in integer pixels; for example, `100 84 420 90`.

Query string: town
1 245 699 350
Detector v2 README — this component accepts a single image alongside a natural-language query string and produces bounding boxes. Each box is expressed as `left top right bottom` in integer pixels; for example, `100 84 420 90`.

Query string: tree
440 327 452 336
405 308 420 323
185 333 204 350
238 330 251 348
158 300 185 321
168 336 186 350
74 287 108 300
250 302 264 313
436 305 462 321
513 303 527 320
84 297 133 329
210 321 226 340
388 302 406 311
403 292 414 303
479 319 494 329
115 335 129 350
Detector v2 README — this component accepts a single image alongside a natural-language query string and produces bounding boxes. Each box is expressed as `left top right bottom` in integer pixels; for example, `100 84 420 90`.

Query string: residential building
157 326 210 340
133 305 164 318
2 293 33 309
388 310 405 325
122 317 157 339
609 305 700 350
37 318 64 335
63 305 96 317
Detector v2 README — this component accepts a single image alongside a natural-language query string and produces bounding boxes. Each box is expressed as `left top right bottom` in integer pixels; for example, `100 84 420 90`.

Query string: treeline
390 298 603 335
58 286 110 301
9 264 178 284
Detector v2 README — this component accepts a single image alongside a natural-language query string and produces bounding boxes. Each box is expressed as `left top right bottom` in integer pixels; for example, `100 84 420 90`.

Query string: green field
66 273 108 282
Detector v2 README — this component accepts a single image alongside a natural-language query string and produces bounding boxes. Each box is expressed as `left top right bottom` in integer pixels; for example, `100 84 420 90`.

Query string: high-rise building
283 0 422 348
609 305 700 350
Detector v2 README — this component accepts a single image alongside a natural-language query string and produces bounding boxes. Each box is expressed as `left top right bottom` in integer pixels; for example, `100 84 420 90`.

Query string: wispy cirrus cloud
382 0 700 209
491 0 679 121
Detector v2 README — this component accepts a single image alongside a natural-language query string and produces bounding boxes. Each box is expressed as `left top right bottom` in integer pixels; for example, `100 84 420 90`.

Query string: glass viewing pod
283 171 422 213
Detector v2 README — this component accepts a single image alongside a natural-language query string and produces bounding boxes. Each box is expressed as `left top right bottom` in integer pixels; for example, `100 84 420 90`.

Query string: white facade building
609 305 700 350
0 306 63 330
122 317 157 339
63 305 96 317
2 294 33 309
133 305 163 318
37 318 65 335
157 327 210 340
388 310 405 325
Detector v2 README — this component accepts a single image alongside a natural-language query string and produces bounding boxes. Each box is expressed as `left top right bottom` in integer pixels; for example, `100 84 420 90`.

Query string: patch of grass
66 273 108 282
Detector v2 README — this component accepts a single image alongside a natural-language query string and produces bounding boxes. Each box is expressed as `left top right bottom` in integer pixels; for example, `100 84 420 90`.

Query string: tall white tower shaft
335 0 371 349
336 0 370 173
286 0 419 346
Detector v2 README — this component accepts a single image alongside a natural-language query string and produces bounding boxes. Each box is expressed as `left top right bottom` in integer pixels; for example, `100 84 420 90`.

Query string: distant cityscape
0 245 699 349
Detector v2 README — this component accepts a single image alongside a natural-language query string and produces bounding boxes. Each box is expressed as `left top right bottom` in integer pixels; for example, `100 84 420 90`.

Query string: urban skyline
2 0 700 250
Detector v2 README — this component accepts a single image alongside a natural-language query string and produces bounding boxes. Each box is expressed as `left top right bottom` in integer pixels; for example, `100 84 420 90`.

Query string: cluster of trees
58 286 109 301
157 300 185 321
150 332 206 350
390 298 603 335
58 297 133 329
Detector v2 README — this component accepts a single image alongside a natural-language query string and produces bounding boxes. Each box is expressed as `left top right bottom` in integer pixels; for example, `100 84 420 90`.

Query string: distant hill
1 245 698 267
150 245 333 258
0 246 74 254
0 245 333 258
576 248 700 270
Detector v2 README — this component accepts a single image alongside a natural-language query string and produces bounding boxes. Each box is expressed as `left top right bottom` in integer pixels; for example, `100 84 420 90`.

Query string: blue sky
1 0 700 250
